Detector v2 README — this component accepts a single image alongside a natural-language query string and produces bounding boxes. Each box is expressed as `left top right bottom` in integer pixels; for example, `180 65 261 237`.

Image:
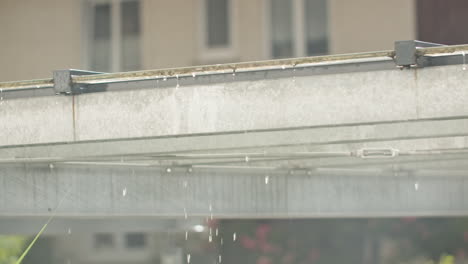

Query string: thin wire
15 187 72 264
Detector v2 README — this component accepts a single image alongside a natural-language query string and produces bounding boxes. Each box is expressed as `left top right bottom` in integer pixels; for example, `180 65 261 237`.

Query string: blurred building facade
0 0 419 82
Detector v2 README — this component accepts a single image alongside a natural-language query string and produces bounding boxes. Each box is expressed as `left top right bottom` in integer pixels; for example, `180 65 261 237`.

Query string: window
94 233 115 250
87 0 141 72
269 0 328 58
199 0 237 62
125 232 146 249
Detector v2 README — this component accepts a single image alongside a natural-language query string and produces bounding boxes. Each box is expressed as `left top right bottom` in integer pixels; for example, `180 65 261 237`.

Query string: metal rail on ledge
1 42 468 92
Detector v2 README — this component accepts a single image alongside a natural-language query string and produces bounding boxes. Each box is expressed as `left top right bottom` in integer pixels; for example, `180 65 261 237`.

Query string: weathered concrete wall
1 65 467 146
1 164 467 217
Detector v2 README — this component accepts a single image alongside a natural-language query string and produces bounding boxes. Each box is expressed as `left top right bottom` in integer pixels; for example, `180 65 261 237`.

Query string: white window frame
197 0 239 62
83 0 141 72
264 0 328 59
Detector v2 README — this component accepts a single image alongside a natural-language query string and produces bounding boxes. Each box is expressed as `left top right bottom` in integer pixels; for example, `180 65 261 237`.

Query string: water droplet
209 235 212 242
414 182 419 191
463 51 467 71
292 66 297 83
245 156 249 163
192 73 196 78
185 231 188 240
163 76 167 81
281 65 286 70
67 228 71 235
176 75 180 88
264 175 269 184
187 254 191 263
233 232 236 241
166 167 172 173
209 204 212 212
184 207 188 219
219 255 222 263
187 167 193 173
122 187 127 197
215 228 219 236
49 163 54 169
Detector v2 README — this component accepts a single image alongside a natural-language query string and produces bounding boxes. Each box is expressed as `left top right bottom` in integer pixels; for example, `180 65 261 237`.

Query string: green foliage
0 236 27 264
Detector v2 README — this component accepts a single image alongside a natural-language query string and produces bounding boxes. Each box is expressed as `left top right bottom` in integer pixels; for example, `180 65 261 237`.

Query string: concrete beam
2 118 468 162
2 65 468 148
1 164 467 218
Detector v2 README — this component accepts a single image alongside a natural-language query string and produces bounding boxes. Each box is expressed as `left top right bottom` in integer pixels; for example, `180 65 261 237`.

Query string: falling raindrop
185 231 188 240
187 254 191 263
215 228 219 236
183 180 188 188
292 66 297 83
221 238 224 245
264 175 269 185
163 76 167 81
244 156 249 163
192 73 196 78
166 167 172 173
176 75 180 88
184 207 188 219
414 182 419 191
463 51 467 71
209 204 212 212
281 65 286 70
210 213 213 220
233 232 237 241
0 88 3 105
49 163 54 170
67 228 71 235
187 167 193 173
122 187 127 197
219 255 222 263
209 235 213 242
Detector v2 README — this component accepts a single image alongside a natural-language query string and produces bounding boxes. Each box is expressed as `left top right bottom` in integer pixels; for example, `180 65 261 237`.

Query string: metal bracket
53 69 105 95
394 40 444 68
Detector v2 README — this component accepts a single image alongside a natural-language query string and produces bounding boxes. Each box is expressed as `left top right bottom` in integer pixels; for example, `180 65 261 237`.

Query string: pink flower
256 224 272 241
259 241 279 253
241 235 257 250
257 256 272 264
